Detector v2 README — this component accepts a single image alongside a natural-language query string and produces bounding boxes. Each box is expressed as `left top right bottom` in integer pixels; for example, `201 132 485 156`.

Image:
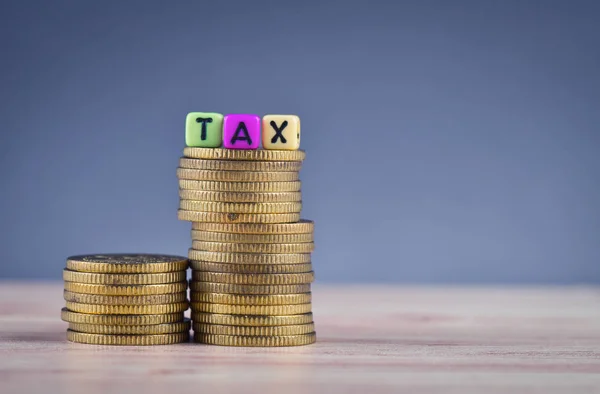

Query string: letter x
270 120 288 144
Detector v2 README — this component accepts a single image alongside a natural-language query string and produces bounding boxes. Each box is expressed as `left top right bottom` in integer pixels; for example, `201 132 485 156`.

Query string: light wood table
1 282 599 393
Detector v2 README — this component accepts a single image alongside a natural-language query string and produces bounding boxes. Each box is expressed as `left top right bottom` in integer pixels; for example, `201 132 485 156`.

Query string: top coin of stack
61 254 190 346
178 112 316 347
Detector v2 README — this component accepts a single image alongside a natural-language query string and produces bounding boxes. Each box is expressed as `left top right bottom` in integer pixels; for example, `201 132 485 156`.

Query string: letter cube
185 112 223 147
262 115 300 150
223 114 260 150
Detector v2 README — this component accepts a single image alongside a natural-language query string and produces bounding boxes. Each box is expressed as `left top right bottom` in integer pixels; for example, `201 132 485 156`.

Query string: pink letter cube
223 114 260 150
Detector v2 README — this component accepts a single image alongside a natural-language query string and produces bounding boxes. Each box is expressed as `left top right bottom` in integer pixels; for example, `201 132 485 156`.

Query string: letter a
230 122 253 146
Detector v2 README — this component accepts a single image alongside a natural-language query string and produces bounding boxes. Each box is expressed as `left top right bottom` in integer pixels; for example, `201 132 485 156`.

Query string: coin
183 148 305 161
179 201 302 214
189 282 311 295
68 320 191 335
194 333 316 347
178 180 301 192
65 301 188 315
177 168 300 182
63 291 187 305
190 292 312 305
189 261 313 274
190 303 312 316
191 241 314 254
190 231 313 244
178 211 300 224
63 282 188 296
179 190 302 203
66 254 188 273
61 308 184 325
193 323 315 336
191 220 314 234
188 250 311 264
63 270 186 285
179 158 303 172
66 330 190 346
191 272 315 285
191 312 313 326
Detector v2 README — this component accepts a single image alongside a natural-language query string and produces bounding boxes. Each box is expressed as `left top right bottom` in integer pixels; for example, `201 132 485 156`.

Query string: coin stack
61 254 190 345
177 148 317 347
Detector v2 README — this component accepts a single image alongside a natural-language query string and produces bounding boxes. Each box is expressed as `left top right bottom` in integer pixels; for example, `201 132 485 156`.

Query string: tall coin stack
61 254 190 345
177 147 317 347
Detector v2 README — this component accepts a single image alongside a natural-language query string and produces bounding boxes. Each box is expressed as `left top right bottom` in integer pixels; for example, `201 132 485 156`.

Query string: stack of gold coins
177 148 317 347
61 254 190 345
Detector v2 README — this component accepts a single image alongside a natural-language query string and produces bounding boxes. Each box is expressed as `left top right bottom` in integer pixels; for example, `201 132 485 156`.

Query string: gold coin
183 147 305 162
190 303 312 316
63 282 188 296
63 270 186 285
190 261 312 274
191 231 313 244
190 292 311 305
68 320 191 335
179 190 302 203
61 308 184 325
179 158 302 172
179 200 302 214
178 211 300 224
189 282 311 295
63 291 187 305
188 250 311 264
194 333 316 347
193 323 315 336
66 254 188 273
191 220 314 234
178 180 301 192
191 312 313 326
177 168 299 182
66 330 189 346
65 301 188 315
191 241 314 254
191 271 315 285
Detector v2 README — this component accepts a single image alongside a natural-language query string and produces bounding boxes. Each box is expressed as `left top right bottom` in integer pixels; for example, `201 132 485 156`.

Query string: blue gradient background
1 1 598 283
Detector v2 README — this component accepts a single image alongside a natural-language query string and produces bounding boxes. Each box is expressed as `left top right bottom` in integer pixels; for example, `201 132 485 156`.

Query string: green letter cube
185 112 224 147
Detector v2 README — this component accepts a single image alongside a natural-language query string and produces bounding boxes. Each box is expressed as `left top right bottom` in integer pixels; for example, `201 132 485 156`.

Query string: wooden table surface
1 282 599 393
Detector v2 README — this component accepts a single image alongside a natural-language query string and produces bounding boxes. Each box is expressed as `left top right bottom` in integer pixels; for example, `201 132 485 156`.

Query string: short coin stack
61 254 190 345
177 148 317 347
